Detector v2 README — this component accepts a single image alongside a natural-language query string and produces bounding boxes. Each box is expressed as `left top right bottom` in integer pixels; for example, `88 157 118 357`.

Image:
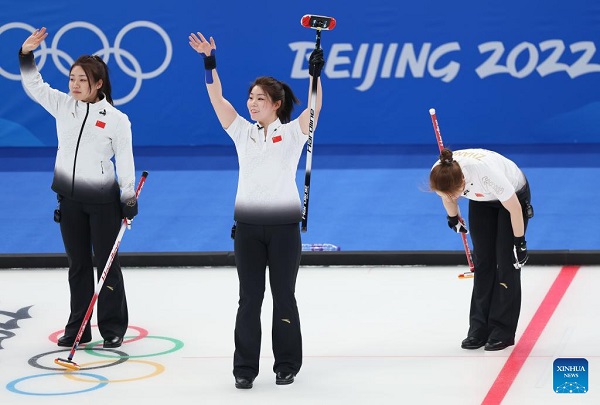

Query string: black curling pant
467 182 531 342
232 222 302 379
59 196 128 340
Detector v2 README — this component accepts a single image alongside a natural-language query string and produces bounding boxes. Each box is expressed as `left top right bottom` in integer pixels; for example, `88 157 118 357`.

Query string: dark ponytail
249 76 300 123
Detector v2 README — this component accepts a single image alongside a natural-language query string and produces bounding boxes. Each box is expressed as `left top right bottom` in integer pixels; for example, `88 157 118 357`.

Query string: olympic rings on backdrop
48 325 149 345
0 20 173 104
0 22 48 80
84 335 184 359
6 372 108 396
7 326 184 397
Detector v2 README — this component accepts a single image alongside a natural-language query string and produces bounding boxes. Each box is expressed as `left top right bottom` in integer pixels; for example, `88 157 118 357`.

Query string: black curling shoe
57 335 91 347
234 376 254 389
461 336 486 350
275 372 295 385
103 336 123 348
484 338 515 351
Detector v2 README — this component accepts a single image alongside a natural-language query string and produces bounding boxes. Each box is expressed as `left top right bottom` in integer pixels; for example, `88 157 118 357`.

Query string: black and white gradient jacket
19 50 136 204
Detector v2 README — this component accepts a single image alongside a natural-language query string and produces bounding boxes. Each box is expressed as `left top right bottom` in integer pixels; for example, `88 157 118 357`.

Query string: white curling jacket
19 50 136 204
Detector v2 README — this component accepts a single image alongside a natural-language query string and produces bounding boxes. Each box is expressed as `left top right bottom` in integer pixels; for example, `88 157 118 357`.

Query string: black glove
121 198 138 220
447 215 468 233
308 48 325 78
514 236 528 268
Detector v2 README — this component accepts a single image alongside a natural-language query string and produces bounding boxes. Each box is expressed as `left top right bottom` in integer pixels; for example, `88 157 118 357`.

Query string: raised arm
19 27 68 117
188 32 237 129
298 48 324 135
298 77 322 135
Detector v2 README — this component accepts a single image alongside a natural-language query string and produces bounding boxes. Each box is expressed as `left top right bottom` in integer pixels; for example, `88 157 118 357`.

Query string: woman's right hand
188 31 216 57
22 27 48 54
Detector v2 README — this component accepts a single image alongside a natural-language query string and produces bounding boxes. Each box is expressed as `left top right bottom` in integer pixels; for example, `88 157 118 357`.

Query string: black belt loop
53 194 62 223
517 177 534 219
230 221 237 240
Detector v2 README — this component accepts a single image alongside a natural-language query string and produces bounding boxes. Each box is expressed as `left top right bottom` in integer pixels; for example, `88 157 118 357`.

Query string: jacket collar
76 96 110 112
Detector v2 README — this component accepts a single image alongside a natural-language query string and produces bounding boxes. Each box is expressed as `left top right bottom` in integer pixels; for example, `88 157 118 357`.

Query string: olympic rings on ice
6 372 108 396
7 325 184 397
28 348 128 371
84 335 184 358
47 324 149 345
63 359 165 383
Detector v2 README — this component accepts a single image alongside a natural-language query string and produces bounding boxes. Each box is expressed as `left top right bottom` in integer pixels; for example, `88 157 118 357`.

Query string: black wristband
514 236 526 247
203 54 216 70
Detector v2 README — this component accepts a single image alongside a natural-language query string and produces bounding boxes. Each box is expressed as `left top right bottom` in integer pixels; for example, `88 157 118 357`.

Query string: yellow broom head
54 357 81 371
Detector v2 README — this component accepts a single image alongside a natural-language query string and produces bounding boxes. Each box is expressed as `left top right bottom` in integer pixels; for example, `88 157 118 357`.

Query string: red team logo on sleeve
96 120 106 129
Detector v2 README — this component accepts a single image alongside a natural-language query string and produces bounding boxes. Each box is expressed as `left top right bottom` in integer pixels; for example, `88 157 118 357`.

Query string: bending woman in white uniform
430 148 533 352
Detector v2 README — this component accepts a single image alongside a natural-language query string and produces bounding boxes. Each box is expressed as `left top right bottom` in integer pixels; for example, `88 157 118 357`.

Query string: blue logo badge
553 358 588 394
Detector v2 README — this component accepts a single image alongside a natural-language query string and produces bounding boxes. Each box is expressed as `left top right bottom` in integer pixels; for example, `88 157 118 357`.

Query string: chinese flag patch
272 135 282 143
95 120 106 129
475 193 484 197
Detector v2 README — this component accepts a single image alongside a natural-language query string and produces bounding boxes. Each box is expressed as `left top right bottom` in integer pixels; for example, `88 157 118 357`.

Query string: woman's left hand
22 27 48 54
188 31 216 57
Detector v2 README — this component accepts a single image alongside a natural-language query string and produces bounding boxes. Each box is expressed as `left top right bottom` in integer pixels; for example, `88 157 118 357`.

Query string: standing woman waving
430 148 533 351
189 31 324 389
19 28 138 349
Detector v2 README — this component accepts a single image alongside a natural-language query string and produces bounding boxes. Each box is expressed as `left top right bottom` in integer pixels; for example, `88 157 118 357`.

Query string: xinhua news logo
553 358 588 394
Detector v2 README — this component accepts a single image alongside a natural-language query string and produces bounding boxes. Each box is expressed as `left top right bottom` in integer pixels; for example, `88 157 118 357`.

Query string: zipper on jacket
71 104 90 197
